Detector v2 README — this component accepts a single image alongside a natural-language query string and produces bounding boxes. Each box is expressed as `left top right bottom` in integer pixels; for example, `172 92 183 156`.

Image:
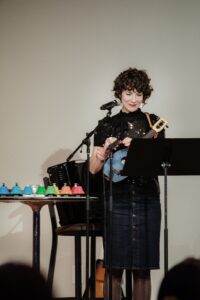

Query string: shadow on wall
40 148 83 179
0 204 32 261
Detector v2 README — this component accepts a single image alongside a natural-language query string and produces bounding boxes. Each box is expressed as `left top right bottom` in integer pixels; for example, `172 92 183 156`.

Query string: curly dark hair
113 68 153 103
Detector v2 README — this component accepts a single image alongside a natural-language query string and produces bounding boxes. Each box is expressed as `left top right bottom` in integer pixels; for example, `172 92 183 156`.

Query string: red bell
71 183 85 195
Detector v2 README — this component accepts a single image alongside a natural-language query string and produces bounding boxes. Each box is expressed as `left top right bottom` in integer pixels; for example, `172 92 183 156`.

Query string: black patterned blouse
94 108 165 195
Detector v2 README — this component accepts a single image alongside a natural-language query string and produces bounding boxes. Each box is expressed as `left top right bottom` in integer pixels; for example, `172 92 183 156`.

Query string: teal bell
11 183 22 195
0 183 10 195
23 185 33 195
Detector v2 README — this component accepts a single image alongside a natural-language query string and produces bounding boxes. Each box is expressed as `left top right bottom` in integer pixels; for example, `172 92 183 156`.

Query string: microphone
100 99 120 110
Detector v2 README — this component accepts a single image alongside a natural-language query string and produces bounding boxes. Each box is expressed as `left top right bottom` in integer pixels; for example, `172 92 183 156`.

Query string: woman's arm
89 146 108 174
89 137 117 174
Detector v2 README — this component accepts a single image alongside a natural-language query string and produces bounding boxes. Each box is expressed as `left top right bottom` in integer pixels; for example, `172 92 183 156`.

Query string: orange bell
60 183 72 195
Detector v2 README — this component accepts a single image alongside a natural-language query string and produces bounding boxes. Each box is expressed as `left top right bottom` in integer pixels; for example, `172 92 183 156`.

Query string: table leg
33 208 41 270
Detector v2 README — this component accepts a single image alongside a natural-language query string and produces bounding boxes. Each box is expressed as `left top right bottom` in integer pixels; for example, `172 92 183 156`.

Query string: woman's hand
89 137 117 174
89 144 110 174
121 137 132 147
103 137 118 150
95 146 109 162
94 137 118 162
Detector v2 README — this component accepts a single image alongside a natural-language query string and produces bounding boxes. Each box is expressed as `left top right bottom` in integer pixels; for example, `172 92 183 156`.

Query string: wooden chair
44 177 102 300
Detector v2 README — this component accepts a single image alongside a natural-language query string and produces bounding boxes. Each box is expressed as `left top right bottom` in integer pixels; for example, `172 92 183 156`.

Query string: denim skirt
103 181 161 270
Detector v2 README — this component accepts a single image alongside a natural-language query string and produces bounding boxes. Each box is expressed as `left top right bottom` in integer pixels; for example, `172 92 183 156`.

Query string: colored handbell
23 185 33 195
45 185 56 196
11 183 22 195
71 183 85 195
36 185 46 196
53 183 60 195
0 183 10 195
31 185 38 194
60 183 72 195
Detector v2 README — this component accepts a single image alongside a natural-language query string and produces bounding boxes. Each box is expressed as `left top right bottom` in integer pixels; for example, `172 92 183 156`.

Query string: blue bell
23 185 33 195
0 183 10 195
11 183 22 195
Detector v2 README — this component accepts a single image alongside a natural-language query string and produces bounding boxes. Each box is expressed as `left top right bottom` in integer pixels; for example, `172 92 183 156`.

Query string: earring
140 103 145 109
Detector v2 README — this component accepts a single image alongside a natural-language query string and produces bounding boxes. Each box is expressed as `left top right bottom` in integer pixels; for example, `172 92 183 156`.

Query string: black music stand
122 138 200 274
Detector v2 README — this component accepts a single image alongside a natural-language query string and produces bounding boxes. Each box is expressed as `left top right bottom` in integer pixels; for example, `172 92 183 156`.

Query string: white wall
1 0 200 298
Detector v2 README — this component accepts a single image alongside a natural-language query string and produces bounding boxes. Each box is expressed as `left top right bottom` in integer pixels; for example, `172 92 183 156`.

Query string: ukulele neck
143 129 156 139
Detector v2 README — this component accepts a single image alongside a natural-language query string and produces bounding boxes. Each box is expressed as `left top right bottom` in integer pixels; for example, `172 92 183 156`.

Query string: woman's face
121 89 143 113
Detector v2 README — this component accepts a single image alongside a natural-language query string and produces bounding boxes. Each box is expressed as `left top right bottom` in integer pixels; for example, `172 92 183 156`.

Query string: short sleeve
94 120 113 146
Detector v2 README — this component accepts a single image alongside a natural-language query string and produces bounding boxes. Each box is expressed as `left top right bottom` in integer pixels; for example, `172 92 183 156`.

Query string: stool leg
47 233 58 290
75 236 82 299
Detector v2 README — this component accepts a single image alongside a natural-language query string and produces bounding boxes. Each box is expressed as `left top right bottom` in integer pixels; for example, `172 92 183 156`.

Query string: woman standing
90 68 165 300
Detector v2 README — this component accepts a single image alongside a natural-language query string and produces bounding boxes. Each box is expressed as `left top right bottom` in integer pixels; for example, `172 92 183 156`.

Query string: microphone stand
66 109 112 300
66 111 112 163
105 140 120 300
108 151 114 300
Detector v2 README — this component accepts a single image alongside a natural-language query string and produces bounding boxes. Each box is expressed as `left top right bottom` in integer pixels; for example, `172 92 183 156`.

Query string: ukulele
103 117 168 182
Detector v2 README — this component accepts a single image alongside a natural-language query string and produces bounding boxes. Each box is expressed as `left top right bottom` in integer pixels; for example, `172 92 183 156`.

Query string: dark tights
104 269 151 300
